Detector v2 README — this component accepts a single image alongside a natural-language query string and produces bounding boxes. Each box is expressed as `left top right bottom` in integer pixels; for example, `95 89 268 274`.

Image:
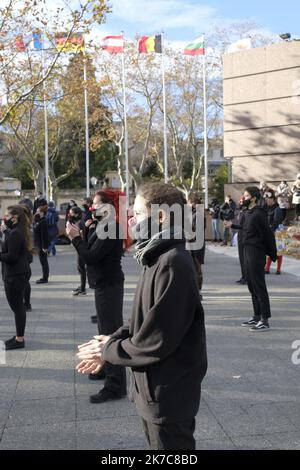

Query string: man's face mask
129 215 160 241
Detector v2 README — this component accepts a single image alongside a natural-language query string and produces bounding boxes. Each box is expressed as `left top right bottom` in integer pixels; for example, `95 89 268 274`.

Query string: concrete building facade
223 40 300 183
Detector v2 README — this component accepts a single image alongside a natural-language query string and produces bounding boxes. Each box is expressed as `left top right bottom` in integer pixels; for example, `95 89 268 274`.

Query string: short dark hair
70 206 82 217
244 186 261 201
137 182 186 208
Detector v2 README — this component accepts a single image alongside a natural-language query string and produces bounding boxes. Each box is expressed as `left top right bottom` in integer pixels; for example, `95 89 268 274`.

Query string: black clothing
238 242 246 281
102 240 207 424
220 200 236 221
72 223 126 396
33 197 47 214
232 205 276 322
142 418 196 450
232 206 277 261
4 275 27 336
244 245 271 321
210 204 220 219
237 209 247 280
24 251 33 307
77 254 86 291
38 249 49 281
94 283 126 396
0 225 30 337
34 216 49 280
33 216 49 250
72 225 124 289
0 225 30 280
266 203 284 232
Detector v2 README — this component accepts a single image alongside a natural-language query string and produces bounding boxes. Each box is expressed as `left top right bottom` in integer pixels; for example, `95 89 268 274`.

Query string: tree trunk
34 169 45 194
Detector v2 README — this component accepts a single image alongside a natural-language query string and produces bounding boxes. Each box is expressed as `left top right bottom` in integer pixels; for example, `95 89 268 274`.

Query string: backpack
46 211 56 228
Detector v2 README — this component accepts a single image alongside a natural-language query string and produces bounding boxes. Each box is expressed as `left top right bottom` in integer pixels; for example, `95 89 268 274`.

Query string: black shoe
24 304 32 312
90 315 98 324
88 370 106 380
236 278 247 285
264 271 270 275
72 287 81 293
36 279 48 284
5 337 25 350
276 271 281 275
89 388 123 404
73 289 87 296
241 318 259 327
250 321 270 331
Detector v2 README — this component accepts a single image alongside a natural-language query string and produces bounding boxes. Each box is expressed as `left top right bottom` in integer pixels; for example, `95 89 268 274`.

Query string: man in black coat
76 183 207 450
227 186 277 331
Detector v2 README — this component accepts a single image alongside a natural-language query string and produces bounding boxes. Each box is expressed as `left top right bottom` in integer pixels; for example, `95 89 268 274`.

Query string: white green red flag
184 36 205 56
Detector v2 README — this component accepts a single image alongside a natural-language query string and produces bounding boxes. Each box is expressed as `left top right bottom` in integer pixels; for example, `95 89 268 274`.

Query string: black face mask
5 218 14 229
243 199 252 208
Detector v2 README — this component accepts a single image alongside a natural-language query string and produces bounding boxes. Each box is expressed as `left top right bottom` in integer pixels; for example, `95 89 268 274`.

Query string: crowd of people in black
0 177 299 449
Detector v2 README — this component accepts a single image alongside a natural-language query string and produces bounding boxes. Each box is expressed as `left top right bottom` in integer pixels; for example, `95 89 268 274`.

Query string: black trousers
142 418 196 450
4 274 27 336
244 245 271 321
238 242 246 280
94 282 126 396
77 255 86 291
38 249 49 280
24 269 32 307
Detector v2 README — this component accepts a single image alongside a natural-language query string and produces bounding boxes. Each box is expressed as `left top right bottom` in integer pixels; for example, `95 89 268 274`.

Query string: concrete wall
223 40 300 183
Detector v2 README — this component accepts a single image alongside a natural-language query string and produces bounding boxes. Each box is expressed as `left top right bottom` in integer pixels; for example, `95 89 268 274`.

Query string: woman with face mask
0 205 32 350
66 190 126 404
225 187 277 331
75 182 207 450
33 205 49 284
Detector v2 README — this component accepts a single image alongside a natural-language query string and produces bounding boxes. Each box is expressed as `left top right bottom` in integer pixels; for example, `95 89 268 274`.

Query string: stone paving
0 244 299 450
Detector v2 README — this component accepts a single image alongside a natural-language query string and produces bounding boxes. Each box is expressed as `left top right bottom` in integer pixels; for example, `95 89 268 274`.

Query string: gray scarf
134 226 184 266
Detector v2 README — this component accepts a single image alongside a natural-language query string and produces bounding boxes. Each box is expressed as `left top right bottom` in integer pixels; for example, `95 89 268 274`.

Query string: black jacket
267 203 284 232
0 224 30 280
72 223 124 288
102 240 207 424
232 206 277 261
220 200 236 221
33 216 49 249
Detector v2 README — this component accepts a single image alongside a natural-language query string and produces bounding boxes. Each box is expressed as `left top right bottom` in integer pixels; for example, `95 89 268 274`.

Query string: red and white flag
100 35 124 53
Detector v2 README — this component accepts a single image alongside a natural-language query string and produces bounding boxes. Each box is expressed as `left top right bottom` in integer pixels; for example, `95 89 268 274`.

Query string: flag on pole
184 36 205 55
55 32 85 52
32 31 42 50
227 38 252 54
99 35 124 53
15 35 26 52
138 35 162 53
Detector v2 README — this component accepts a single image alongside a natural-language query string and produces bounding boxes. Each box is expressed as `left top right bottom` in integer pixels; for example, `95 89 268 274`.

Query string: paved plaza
0 245 300 450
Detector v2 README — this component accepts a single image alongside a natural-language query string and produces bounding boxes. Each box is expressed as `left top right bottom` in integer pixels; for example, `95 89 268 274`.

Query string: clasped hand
76 335 111 375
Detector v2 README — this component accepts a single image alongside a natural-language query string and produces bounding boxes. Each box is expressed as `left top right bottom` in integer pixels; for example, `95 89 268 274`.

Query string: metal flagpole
121 32 129 209
41 40 49 202
161 32 168 183
83 58 90 197
202 45 208 209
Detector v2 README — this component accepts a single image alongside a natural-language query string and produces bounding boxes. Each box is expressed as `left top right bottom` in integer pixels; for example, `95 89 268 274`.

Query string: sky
100 0 300 41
